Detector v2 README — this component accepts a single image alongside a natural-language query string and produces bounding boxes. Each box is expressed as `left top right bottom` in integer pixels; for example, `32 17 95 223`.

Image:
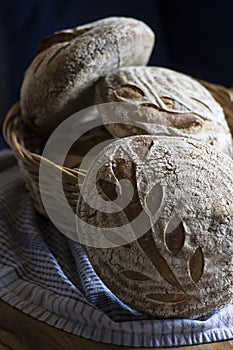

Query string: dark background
0 0 233 149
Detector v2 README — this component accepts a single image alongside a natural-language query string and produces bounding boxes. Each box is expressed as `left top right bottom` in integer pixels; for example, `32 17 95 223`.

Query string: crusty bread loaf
20 17 155 137
77 135 233 319
95 66 233 156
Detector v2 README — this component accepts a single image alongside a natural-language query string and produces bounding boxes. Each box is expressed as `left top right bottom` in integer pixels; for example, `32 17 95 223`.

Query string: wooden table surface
0 300 232 350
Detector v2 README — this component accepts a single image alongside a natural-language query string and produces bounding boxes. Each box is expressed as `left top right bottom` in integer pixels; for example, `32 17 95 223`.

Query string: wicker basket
3 81 233 219
198 80 233 132
3 102 86 218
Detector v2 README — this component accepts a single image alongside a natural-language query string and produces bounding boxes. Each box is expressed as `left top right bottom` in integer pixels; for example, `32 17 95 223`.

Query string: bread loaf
77 135 233 319
95 66 233 156
20 17 155 137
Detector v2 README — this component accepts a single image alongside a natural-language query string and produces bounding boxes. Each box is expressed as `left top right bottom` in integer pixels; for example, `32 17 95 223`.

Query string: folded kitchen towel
0 149 232 348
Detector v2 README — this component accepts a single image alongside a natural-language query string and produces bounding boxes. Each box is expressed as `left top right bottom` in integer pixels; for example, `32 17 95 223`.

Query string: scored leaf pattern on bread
165 218 185 256
137 231 184 291
147 293 190 303
189 247 204 283
82 144 206 304
94 155 205 297
122 271 151 281
108 158 205 299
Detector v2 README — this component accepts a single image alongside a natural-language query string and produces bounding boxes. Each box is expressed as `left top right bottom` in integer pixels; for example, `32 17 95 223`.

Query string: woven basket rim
3 101 86 178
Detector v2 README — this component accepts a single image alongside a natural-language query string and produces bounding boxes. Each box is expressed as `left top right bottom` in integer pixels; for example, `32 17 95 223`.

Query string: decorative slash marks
96 157 204 303
122 271 151 281
116 158 205 303
165 219 185 256
147 293 190 303
189 247 204 283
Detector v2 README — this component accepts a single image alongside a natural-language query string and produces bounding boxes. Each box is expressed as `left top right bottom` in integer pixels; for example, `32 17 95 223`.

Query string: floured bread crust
20 18 155 136
95 66 233 156
77 135 233 319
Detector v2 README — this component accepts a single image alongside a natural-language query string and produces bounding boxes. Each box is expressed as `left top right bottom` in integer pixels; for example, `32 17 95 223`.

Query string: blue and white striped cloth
0 150 232 348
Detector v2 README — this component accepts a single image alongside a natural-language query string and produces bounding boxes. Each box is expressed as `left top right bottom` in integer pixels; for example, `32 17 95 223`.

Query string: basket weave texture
3 102 86 217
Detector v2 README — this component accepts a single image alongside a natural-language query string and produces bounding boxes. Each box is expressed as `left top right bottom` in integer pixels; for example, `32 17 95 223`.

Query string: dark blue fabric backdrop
0 0 232 148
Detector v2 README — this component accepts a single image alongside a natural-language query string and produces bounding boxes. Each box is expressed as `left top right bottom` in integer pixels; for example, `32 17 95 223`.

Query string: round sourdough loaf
77 135 233 319
95 66 233 156
20 17 155 137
